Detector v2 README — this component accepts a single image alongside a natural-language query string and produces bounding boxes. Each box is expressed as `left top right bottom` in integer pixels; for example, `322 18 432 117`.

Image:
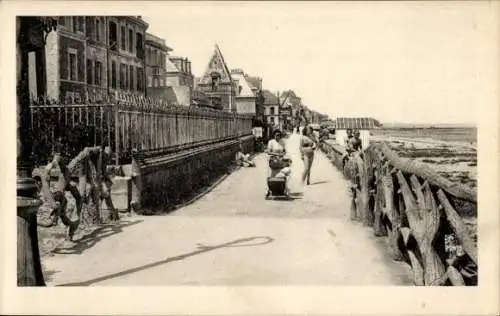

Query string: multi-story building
161 55 195 106
39 16 149 103
195 44 237 112
107 16 148 98
230 68 256 115
262 89 280 128
279 90 302 129
166 56 194 88
145 32 172 90
244 74 264 120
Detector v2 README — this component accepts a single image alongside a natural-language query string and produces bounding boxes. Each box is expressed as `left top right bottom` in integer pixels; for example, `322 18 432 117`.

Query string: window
86 59 93 84
120 63 126 89
136 67 143 91
270 107 275 115
129 65 134 90
128 29 134 52
111 61 116 89
72 17 78 33
154 77 159 87
270 116 275 124
78 17 84 33
69 51 77 81
86 17 94 40
109 21 117 51
95 61 102 86
96 19 101 42
120 25 126 50
136 32 144 59
152 49 157 66
147 76 152 87
125 65 129 89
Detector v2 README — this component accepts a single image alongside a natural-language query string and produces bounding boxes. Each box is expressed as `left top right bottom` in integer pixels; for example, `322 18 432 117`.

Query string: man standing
252 125 263 152
347 130 363 153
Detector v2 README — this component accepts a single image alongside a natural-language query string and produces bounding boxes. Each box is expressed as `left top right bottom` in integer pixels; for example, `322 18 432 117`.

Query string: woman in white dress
265 129 291 195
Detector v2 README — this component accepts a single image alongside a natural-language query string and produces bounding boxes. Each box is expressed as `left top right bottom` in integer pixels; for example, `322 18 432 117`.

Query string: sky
145 2 492 124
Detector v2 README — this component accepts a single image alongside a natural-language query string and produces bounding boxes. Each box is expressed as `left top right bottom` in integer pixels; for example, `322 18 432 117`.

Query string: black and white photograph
2 1 499 315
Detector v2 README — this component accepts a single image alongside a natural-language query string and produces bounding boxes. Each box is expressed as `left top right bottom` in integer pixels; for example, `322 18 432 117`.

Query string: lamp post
17 16 57 286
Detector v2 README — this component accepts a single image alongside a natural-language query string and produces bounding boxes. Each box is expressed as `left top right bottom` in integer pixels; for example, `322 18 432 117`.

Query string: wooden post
396 171 445 285
355 155 370 226
382 174 403 261
437 190 477 265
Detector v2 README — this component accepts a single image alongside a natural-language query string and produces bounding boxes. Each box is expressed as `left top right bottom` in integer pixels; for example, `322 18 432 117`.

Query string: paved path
42 133 410 286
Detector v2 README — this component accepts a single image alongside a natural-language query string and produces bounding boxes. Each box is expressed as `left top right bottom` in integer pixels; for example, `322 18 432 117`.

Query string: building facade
244 74 264 120
159 55 194 106
195 44 237 112
231 68 256 115
166 56 194 88
262 90 280 128
279 90 302 129
38 16 149 103
145 32 172 90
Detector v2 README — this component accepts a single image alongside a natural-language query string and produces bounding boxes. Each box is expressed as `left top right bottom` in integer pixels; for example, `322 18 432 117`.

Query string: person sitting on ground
235 144 255 167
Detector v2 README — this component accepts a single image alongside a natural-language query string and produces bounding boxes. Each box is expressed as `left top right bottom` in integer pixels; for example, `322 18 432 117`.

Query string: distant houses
29 15 330 124
262 90 280 128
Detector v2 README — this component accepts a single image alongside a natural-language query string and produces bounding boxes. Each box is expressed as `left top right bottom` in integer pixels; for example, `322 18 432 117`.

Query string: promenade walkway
42 133 410 286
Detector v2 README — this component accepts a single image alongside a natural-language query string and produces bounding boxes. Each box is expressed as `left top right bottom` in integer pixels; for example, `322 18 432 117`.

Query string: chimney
187 60 191 74
171 57 183 73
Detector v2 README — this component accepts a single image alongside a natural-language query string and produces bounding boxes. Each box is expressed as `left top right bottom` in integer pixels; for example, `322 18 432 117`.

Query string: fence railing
321 139 478 286
29 93 253 166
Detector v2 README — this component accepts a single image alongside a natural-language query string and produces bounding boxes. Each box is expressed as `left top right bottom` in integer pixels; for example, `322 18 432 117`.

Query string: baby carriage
266 155 292 199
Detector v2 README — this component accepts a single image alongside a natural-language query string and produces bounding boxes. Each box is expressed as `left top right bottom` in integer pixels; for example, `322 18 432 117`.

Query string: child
38 141 82 241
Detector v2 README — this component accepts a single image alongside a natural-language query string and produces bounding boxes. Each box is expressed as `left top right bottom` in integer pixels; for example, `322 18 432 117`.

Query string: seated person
235 144 255 167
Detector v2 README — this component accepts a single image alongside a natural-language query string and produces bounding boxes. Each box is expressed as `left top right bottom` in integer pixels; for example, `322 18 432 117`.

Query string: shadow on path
57 236 274 286
308 180 330 186
53 220 143 255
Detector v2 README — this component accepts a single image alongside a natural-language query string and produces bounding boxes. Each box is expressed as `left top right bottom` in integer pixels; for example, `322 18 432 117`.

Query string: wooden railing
321 139 478 286
29 93 253 165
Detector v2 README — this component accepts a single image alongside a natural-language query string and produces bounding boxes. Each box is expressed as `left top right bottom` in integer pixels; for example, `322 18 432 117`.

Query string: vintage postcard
1 1 499 315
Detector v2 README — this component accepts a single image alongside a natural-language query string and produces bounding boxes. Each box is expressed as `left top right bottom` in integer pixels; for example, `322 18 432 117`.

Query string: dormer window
210 72 220 91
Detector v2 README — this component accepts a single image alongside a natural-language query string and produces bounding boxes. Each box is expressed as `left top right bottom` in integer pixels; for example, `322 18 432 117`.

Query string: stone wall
130 135 255 211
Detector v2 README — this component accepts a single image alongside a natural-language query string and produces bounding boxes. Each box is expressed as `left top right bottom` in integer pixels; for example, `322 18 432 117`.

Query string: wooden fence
321 139 478 286
29 93 253 165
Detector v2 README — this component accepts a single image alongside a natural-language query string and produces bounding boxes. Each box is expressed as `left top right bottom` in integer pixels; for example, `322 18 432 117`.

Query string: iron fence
29 92 253 166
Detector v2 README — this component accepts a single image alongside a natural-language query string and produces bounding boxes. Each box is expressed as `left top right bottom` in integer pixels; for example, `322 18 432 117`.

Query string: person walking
299 125 317 186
